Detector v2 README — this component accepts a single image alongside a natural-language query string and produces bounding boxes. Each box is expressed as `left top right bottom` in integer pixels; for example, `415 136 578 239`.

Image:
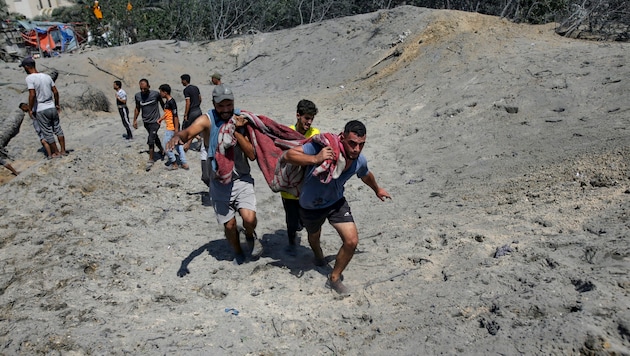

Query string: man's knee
241 213 257 228
343 236 358 251
224 218 237 232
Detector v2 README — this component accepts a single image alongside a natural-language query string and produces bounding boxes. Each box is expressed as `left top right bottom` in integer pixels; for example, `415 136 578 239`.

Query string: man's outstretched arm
361 172 391 201
167 113 210 151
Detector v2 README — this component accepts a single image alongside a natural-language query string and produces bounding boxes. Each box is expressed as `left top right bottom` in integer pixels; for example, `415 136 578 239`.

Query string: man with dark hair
167 84 263 264
281 99 320 254
113 80 132 140
157 83 188 170
21 56 67 158
180 74 202 132
284 120 391 296
133 78 165 171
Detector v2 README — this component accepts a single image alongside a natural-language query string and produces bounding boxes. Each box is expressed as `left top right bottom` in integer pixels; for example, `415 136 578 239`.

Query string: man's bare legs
57 135 66 155
308 222 357 295
330 222 359 283
40 139 52 158
224 209 260 262
240 208 262 258
238 208 257 239
3 163 19 176
224 217 243 255
307 229 326 265
48 140 60 158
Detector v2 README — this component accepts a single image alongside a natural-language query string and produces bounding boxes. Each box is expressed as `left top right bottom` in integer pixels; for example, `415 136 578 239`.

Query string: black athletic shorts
299 197 354 234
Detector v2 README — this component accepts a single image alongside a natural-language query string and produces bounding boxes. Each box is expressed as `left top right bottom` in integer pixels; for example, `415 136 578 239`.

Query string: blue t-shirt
299 142 369 210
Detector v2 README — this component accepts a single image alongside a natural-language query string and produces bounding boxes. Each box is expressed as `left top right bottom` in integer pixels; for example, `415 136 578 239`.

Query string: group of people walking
11 57 392 297
116 74 222 172
152 76 390 296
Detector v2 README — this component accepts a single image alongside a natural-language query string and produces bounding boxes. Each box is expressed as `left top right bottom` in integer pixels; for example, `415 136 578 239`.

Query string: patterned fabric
271 133 345 196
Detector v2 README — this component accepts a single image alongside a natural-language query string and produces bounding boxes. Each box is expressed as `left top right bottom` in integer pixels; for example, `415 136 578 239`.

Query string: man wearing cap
21 56 67 158
180 74 202 133
167 84 263 265
211 73 222 86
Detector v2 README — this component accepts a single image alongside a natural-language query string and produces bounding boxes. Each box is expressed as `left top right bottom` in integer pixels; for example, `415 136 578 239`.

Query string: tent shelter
18 20 84 57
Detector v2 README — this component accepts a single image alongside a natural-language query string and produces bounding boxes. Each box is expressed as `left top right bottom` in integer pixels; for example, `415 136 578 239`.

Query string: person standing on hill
113 80 133 140
180 74 202 151
21 56 67 159
281 99 320 255
133 78 165 171
157 84 188 170
200 72 223 186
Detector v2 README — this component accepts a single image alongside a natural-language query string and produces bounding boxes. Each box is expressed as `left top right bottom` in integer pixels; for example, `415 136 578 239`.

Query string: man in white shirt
21 56 67 158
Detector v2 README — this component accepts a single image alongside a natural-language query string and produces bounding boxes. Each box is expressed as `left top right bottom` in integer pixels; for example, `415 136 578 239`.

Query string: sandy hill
0 5 628 355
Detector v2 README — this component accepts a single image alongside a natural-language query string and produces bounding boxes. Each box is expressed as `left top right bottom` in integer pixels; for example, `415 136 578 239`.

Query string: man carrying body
281 99 320 254
114 80 133 140
180 74 202 151
167 84 263 264
133 78 165 171
284 120 391 296
21 56 67 158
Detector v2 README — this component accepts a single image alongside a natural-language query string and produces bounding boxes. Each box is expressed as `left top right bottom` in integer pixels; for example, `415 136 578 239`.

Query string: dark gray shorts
299 197 354 234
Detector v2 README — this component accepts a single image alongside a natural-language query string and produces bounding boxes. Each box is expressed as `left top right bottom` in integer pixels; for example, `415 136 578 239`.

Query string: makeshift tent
17 20 81 54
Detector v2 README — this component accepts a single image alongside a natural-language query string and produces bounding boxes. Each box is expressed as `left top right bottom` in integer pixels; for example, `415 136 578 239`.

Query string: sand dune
0 6 628 354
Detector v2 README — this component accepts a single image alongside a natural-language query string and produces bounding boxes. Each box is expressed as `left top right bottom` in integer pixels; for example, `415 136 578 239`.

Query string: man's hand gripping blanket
213 111 346 193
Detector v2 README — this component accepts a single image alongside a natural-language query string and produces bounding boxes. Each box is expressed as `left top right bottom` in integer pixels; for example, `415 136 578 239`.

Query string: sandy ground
0 5 629 355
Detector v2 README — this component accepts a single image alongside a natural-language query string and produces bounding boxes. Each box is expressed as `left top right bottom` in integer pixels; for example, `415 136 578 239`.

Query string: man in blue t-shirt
284 120 391 296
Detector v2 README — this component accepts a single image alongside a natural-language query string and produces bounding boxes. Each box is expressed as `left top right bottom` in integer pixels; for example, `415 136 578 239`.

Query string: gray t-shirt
134 90 161 123
26 73 55 111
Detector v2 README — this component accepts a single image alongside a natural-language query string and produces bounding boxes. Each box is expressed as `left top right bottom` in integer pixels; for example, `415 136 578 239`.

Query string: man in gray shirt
133 78 165 171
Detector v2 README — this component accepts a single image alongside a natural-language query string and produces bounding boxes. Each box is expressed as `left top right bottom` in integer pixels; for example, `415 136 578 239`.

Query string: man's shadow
260 229 336 279
176 229 337 278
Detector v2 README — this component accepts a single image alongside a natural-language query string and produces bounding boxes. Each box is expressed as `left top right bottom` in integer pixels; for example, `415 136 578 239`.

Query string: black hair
139 78 149 86
344 120 366 137
180 74 191 83
158 84 171 94
297 99 318 116
114 80 122 88
19 102 28 109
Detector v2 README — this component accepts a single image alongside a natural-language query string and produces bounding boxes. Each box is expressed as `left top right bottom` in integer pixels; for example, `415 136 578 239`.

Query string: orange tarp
21 29 57 51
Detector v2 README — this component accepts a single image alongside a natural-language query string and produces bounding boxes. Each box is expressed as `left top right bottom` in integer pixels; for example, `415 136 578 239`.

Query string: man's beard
218 109 234 120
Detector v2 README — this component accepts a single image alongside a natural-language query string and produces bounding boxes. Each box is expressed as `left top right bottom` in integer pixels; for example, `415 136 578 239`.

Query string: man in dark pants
132 78 165 171
180 74 202 151
113 80 132 140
